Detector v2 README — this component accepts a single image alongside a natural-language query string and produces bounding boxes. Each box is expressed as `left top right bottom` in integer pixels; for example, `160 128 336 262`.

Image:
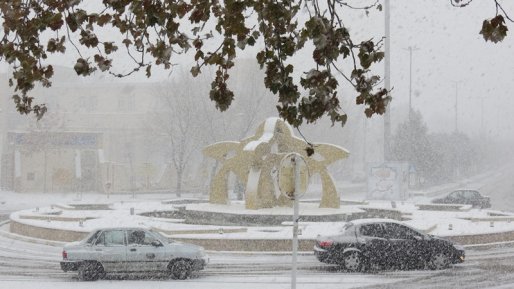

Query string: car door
382 223 425 269
465 190 481 207
454 191 467 204
125 229 169 272
358 223 391 267
92 229 127 272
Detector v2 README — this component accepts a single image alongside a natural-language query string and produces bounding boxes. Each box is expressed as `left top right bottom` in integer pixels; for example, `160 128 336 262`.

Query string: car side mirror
151 240 163 247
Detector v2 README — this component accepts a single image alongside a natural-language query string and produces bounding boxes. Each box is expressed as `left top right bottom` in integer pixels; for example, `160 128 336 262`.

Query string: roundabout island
8 198 514 251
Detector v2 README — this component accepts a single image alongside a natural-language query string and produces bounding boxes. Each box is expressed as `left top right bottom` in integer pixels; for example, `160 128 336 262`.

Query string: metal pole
404 46 419 122
383 0 391 162
408 46 412 122
480 97 484 136
455 82 459 133
291 155 300 289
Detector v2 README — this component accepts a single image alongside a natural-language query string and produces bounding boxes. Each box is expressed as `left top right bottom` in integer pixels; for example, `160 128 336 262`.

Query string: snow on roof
347 218 404 225
90 226 150 231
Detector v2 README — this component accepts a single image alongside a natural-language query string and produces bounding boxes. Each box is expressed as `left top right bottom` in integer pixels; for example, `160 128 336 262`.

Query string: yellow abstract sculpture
203 117 349 209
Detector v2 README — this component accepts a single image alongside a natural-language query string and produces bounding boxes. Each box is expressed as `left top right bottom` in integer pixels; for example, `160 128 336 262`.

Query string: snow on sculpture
203 117 349 209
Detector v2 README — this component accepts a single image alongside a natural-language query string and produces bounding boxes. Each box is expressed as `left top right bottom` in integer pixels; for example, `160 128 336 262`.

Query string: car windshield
150 230 171 243
84 230 101 245
340 223 355 234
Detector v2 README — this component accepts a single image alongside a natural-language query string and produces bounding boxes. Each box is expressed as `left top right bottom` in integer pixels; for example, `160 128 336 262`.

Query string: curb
0 220 311 254
463 240 514 250
0 221 65 247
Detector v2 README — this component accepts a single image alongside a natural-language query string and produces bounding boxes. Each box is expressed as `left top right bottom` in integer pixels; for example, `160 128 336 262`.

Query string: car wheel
428 252 450 270
169 259 192 280
342 251 364 272
78 261 103 281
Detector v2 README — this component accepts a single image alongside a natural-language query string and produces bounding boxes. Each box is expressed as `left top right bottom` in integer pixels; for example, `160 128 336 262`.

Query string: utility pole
453 81 460 133
467 96 485 136
383 0 391 162
480 97 484 136
405 46 419 122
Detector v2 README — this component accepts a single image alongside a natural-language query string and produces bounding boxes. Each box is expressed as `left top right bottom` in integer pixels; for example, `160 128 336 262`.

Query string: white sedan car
60 227 208 281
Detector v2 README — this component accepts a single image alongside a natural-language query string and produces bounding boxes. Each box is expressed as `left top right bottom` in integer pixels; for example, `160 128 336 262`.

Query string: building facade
0 66 185 193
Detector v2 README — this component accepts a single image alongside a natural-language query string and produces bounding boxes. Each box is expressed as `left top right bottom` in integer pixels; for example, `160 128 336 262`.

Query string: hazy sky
386 0 514 140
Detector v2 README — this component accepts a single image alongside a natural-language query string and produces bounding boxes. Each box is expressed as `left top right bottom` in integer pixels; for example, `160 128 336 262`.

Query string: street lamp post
278 153 308 289
405 46 419 122
453 81 461 133
291 156 300 289
383 0 391 161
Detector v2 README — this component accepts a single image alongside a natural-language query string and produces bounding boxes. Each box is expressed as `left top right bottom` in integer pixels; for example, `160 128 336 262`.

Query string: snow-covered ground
0 276 407 289
3 169 513 247
8 196 514 244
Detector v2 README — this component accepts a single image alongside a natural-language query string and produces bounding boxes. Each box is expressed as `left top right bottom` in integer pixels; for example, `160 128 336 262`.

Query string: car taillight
319 240 333 248
62 250 67 260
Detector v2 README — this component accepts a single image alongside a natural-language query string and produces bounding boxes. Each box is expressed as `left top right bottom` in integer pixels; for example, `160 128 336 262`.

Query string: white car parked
60 227 208 281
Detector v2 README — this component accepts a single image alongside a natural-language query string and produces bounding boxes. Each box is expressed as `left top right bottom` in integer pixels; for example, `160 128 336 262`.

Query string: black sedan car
314 219 465 272
432 189 491 208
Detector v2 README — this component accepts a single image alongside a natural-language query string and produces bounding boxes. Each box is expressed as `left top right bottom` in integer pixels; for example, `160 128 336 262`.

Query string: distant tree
427 132 480 182
390 110 437 183
149 76 206 195
0 1 510 126
391 109 487 184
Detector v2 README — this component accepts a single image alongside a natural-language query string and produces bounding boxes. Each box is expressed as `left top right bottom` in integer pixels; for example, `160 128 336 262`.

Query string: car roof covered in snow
347 218 404 226
451 188 481 192
90 226 150 232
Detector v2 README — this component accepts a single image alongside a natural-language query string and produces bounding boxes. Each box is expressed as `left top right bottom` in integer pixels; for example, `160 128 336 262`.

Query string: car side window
384 223 422 240
95 230 125 246
128 230 160 246
466 191 479 198
359 224 385 238
383 224 406 239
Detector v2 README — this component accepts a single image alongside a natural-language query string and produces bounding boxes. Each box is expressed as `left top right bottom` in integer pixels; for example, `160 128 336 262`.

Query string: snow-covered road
0 229 436 289
3 229 514 289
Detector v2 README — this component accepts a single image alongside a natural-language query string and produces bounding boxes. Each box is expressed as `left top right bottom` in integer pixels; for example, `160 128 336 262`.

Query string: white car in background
60 227 208 281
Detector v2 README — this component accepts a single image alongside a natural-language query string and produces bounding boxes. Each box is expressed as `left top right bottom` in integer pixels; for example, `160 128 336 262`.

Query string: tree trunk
176 170 182 197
